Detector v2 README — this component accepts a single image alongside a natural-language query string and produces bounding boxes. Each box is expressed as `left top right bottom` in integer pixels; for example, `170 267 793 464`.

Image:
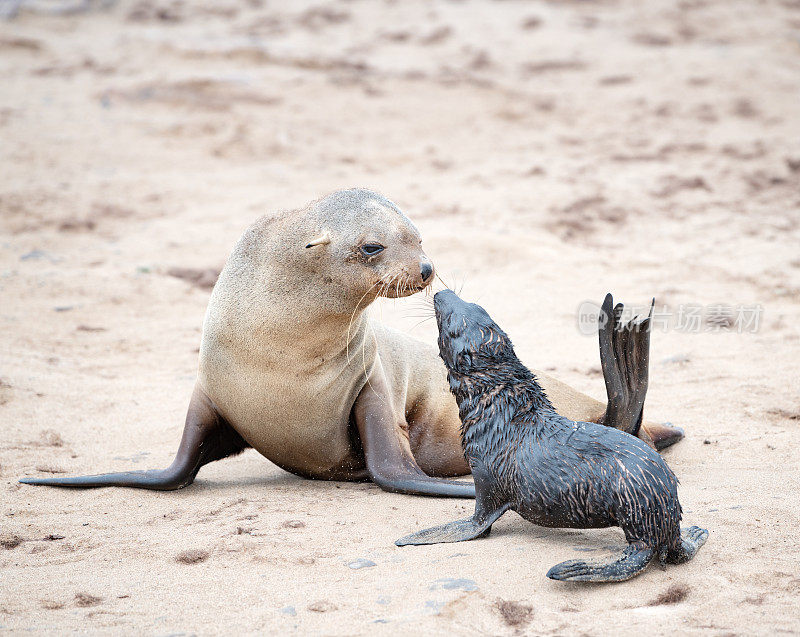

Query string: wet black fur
434 290 685 558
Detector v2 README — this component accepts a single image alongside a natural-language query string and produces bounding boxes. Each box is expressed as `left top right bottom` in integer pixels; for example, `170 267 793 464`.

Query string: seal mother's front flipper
19 386 249 490
354 361 475 498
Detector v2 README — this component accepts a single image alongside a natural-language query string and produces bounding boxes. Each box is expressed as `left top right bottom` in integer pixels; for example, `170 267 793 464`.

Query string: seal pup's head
433 289 554 447
303 188 434 303
433 289 517 380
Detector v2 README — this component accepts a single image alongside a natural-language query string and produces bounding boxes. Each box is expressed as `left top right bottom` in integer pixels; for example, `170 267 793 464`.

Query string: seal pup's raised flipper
598 293 684 450
598 293 652 436
19 387 249 490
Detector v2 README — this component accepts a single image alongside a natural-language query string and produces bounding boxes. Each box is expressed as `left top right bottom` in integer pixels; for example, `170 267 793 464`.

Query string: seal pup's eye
360 243 385 257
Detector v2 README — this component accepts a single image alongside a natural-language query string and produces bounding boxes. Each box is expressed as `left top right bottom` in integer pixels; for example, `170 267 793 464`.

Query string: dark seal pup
396 290 708 582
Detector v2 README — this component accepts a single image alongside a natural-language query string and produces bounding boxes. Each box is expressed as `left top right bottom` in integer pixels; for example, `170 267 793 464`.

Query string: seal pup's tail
19 387 249 490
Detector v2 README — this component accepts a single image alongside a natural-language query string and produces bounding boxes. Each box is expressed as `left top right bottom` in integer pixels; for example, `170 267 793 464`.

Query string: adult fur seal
20 189 682 496
396 290 708 582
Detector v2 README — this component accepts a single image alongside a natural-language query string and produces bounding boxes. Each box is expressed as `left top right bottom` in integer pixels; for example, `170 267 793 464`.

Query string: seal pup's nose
433 289 458 310
420 261 433 282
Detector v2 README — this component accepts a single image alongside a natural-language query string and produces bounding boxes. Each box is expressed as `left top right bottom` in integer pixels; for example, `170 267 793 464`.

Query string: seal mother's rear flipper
598 293 685 450
547 544 655 583
598 293 652 437
19 386 249 490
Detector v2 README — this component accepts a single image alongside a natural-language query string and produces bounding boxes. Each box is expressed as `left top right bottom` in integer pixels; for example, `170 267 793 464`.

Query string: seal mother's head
302 188 434 303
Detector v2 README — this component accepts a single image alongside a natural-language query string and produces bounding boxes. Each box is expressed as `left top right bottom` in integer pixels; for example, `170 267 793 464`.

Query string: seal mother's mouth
377 271 433 298
381 281 431 298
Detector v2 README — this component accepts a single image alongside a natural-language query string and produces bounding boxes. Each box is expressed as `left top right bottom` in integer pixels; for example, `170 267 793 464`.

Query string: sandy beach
1 0 799 634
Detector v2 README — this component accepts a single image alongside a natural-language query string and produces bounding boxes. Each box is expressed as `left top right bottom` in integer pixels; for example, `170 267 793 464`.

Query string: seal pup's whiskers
456 271 468 296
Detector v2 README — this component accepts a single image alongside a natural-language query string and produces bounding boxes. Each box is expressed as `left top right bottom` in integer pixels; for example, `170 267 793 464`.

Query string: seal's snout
433 289 460 316
434 292 511 367
420 261 433 283
433 290 471 340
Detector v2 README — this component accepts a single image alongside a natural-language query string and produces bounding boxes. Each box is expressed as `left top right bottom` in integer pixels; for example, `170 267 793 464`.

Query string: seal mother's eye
360 243 385 257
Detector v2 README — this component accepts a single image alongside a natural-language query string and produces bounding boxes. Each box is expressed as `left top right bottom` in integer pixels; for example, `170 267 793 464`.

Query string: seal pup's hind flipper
19 386 249 490
664 526 709 564
598 293 652 437
546 544 655 583
395 504 510 546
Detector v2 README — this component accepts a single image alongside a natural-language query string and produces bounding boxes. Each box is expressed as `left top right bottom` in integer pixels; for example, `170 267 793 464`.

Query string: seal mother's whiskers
396 290 708 583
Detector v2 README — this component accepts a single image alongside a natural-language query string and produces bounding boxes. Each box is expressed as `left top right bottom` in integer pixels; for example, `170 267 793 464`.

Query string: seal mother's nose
420 261 433 282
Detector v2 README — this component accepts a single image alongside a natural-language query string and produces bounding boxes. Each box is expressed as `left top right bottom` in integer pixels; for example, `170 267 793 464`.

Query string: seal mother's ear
305 231 331 248
19 188 682 496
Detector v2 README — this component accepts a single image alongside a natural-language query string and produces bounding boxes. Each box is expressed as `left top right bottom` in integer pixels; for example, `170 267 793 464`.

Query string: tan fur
197 188 656 482
198 189 433 478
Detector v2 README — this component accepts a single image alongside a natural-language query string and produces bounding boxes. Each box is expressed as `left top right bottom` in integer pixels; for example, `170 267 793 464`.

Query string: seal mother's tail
19 387 249 490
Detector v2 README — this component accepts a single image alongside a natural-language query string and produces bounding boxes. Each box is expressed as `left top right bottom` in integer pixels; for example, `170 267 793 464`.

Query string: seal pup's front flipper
546 544 656 583
395 462 509 545
19 386 249 490
598 293 652 437
354 361 475 498
394 506 509 546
